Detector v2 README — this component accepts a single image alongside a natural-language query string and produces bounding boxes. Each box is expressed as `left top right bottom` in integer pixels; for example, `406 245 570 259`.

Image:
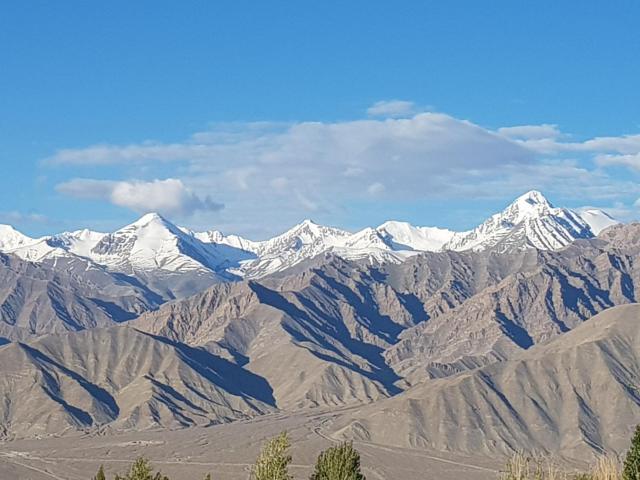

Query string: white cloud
366 100 417 117
367 182 385 195
0 211 49 224
45 142 211 165
595 153 640 170
44 110 640 236
505 130 640 157
46 113 534 201
56 178 223 216
498 124 561 140
295 190 321 212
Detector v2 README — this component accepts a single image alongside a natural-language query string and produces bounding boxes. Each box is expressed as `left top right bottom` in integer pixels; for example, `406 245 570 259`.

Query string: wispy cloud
497 124 561 140
56 178 223 216
366 100 417 117
0 211 49 225
596 152 640 170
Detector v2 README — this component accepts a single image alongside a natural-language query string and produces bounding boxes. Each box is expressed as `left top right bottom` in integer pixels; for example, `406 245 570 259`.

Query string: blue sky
2 1 640 238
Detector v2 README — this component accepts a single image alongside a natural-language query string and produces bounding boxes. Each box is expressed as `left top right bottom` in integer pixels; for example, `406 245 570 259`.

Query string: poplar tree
251 432 293 480
624 425 640 480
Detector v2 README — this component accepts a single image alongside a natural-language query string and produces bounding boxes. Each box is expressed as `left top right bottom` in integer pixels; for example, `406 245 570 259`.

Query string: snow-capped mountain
187 228 259 253
0 191 620 285
0 224 37 250
48 228 107 257
88 213 231 274
230 219 352 278
574 208 618 235
443 190 597 253
375 221 456 251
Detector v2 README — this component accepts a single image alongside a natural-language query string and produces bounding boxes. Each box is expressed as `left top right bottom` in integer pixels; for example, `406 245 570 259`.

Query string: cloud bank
56 178 223 217
47 104 640 235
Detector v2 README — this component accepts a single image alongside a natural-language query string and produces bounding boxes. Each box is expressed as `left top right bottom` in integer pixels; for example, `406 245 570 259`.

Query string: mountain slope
0 326 275 439
136 223 640 395
333 304 640 460
386 223 640 382
576 208 618 234
228 219 353 278
0 225 37 251
134 255 430 408
0 252 160 341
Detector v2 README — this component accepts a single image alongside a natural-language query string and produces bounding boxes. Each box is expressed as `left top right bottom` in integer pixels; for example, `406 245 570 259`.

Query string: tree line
92 425 640 480
92 432 365 480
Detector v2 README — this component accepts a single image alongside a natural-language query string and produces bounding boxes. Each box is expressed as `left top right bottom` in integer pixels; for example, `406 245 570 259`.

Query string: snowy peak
128 212 175 230
443 191 601 253
0 224 37 250
0 225 71 263
0 192 622 281
255 219 351 256
192 229 259 253
88 213 229 274
576 208 618 235
514 189 553 209
375 221 456 251
233 219 352 278
499 190 554 225
48 229 106 257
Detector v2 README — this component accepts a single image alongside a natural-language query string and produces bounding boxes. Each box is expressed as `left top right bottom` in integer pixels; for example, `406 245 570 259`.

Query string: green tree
114 457 169 480
93 465 106 480
624 425 640 480
251 432 293 480
310 441 365 480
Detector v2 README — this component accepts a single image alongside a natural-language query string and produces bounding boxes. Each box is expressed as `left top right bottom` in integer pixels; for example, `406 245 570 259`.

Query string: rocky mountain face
0 251 160 341
135 223 640 395
333 304 640 460
0 326 274 439
387 223 640 383
0 190 611 341
135 257 417 409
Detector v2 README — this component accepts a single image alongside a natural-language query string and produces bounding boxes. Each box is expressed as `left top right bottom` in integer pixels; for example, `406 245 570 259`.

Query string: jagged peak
131 212 171 226
278 219 348 239
121 213 185 237
291 218 322 231
0 224 37 249
511 190 553 209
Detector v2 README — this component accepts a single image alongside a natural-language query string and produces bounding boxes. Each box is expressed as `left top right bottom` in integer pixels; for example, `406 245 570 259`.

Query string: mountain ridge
0 191 619 283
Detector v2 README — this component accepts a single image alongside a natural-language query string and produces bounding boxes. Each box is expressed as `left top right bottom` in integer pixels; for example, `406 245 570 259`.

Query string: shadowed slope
334 304 640 460
0 326 275 439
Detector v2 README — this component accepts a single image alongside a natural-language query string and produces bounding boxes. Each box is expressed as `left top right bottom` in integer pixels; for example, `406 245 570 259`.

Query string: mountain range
0 190 618 284
1 190 638 465
0 190 617 342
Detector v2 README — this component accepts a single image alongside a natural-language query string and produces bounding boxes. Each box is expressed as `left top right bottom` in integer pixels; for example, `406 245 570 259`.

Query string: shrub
499 452 566 480
590 455 621 480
